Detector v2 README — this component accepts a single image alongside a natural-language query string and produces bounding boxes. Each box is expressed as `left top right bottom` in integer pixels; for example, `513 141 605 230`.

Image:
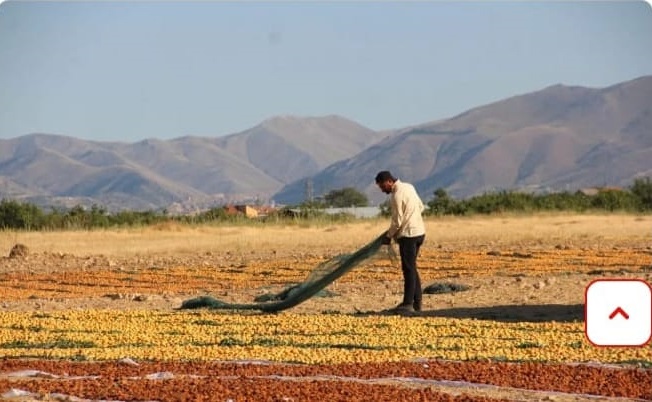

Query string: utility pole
305 179 314 203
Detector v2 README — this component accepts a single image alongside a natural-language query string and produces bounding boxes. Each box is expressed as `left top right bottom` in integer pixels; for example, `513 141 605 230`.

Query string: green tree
534 191 590 212
63 205 90 229
194 206 229 222
428 188 454 215
0 199 45 229
590 188 638 212
322 187 368 208
630 177 652 211
89 204 110 227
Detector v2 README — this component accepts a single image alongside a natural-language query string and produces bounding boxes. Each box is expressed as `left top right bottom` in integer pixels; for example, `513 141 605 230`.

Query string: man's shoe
382 303 414 315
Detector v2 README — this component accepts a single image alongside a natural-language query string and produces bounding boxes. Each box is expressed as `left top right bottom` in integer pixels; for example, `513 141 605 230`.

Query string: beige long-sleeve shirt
387 180 426 239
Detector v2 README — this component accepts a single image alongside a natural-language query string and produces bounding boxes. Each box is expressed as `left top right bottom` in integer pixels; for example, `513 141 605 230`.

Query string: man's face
377 179 393 194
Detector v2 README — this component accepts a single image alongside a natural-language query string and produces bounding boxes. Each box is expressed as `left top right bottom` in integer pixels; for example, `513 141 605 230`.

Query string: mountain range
1 75 650 211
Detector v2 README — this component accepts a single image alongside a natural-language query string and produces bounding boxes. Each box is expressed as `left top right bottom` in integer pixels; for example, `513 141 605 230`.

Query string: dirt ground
1 242 650 319
2 269 649 320
1 214 651 401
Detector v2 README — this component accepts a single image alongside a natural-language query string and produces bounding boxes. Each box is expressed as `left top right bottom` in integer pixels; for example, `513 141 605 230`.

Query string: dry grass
1 213 650 258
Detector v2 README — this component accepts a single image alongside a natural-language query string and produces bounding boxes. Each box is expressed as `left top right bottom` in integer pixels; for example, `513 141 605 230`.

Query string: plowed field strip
0 360 649 399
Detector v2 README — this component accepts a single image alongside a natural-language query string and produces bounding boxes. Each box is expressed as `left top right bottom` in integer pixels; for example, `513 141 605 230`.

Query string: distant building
579 186 623 196
223 204 259 218
323 206 381 219
223 204 278 218
252 205 277 218
222 205 381 219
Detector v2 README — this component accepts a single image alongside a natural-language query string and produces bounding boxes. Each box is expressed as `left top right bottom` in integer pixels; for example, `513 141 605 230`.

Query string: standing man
375 170 426 314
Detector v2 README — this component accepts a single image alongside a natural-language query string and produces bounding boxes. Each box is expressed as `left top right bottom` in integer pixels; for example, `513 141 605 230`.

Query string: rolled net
179 232 395 313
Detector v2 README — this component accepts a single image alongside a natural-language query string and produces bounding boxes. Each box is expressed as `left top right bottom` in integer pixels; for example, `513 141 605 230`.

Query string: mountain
2 76 650 211
274 75 652 205
0 116 385 211
212 115 385 183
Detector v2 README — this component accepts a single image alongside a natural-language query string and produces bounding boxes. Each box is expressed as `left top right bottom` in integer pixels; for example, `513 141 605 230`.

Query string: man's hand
381 235 391 245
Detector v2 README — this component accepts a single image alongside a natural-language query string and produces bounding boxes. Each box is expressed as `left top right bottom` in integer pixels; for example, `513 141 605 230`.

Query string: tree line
424 177 652 216
0 177 650 230
0 203 238 230
307 178 652 217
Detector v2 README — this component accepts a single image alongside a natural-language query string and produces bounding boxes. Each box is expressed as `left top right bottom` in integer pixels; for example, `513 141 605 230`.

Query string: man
375 170 426 314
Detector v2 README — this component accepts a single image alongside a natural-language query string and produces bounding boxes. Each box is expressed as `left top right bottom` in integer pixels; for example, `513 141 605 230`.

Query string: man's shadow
356 304 584 323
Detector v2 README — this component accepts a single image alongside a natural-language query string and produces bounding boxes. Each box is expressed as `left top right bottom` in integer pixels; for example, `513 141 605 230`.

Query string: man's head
375 170 396 194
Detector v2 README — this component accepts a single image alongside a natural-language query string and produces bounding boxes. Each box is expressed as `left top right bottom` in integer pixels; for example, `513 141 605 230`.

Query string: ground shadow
420 304 584 322
355 304 585 323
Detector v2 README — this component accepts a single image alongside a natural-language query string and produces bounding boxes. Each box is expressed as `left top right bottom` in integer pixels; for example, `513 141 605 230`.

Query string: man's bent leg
413 235 425 311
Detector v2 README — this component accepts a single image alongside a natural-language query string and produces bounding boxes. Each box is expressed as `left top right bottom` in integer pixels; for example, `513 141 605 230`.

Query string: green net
179 232 395 313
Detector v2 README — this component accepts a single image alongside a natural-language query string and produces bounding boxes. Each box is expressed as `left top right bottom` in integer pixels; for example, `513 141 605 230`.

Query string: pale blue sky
1 1 651 142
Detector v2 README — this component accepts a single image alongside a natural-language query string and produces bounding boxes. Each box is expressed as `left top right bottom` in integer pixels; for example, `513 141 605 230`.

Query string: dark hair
375 170 396 183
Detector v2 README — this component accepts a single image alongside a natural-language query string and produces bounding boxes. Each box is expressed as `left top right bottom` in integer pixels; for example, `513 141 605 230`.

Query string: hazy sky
1 1 651 142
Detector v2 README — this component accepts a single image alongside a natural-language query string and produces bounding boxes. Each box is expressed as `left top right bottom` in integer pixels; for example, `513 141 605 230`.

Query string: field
0 214 651 401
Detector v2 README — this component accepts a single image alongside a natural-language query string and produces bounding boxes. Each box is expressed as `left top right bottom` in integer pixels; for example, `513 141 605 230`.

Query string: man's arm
387 188 406 240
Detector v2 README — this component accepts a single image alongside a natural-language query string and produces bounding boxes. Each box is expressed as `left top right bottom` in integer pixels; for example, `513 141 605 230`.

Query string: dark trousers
397 234 425 306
